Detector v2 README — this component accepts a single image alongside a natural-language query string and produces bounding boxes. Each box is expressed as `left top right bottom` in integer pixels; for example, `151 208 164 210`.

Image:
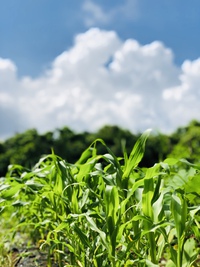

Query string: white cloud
82 0 110 26
163 58 200 129
0 27 200 140
117 0 139 20
82 0 139 26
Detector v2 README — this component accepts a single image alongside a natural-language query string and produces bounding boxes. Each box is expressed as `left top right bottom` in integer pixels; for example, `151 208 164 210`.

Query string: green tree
53 127 90 163
0 129 52 175
94 125 138 157
169 120 200 163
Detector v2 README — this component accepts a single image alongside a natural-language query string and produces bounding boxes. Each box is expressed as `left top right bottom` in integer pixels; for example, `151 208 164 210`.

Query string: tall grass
0 130 199 266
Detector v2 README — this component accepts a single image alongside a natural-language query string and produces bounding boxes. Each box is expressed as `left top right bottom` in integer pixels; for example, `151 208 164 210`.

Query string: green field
0 129 200 266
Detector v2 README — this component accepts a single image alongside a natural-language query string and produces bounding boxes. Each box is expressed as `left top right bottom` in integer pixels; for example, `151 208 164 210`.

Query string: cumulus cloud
163 58 200 129
82 0 139 26
0 27 200 140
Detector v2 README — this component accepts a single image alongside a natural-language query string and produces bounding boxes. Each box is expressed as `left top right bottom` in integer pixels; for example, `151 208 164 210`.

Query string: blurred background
0 0 200 140
0 0 200 175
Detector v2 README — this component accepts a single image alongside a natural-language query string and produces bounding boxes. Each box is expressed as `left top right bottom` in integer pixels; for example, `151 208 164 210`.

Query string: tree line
1 120 200 177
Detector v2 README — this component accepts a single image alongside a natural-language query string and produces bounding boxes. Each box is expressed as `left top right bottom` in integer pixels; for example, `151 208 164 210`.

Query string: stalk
147 229 157 263
142 178 158 264
171 193 187 267
177 235 185 267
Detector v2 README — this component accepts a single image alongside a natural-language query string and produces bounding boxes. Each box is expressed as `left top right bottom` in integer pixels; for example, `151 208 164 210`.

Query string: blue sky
0 0 200 139
1 0 200 77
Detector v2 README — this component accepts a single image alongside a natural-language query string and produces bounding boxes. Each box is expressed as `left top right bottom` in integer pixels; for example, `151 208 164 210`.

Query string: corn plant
0 130 199 266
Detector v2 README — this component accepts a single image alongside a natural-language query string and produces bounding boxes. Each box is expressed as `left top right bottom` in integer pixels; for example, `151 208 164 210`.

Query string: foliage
0 130 200 266
0 125 139 177
169 120 200 163
1 120 200 178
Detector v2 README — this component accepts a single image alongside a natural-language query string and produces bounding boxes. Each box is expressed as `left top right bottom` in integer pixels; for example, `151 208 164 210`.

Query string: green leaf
152 191 164 223
123 129 151 178
25 180 44 190
76 146 95 164
145 259 159 267
0 184 10 192
183 238 198 266
0 184 23 199
12 200 29 207
142 178 154 219
164 158 179 165
144 163 160 180
73 224 91 248
84 214 108 249
171 193 187 239
166 260 176 267
184 174 200 195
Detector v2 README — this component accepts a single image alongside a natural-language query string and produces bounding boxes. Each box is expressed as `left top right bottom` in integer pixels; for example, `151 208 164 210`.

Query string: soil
10 246 59 267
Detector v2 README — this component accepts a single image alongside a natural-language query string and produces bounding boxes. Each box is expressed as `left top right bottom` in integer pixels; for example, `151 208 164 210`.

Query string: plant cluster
0 130 200 266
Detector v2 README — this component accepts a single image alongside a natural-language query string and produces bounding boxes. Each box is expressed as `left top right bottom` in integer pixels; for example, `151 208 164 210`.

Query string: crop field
0 130 200 266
